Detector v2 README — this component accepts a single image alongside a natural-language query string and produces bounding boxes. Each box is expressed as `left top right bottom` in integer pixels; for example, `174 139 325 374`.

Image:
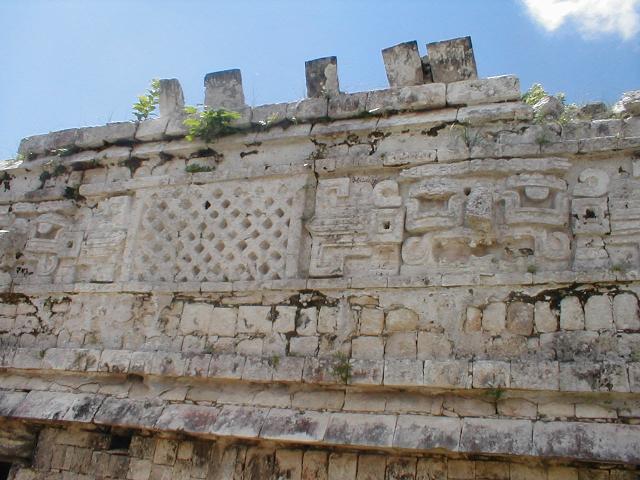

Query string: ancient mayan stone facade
0 37 639 479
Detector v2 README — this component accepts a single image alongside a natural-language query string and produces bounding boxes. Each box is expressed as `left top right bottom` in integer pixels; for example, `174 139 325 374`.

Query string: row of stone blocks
2 389 639 464
3 346 638 393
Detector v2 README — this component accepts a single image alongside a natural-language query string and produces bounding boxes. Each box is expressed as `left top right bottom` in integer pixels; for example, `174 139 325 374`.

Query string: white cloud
522 0 640 39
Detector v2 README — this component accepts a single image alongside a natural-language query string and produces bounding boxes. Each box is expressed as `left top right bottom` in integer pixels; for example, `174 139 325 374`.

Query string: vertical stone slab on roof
204 69 246 110
427 36 477 83
382 41 425 87
305 57 340 98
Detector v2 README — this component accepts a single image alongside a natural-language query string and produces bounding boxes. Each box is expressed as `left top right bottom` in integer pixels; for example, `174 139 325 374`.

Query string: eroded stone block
382 41 424 87
305 57 339 98
427 36 477 84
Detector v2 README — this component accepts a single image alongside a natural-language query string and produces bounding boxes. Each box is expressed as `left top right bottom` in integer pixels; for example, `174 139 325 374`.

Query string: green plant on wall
132 79 160 121
331 352 352 384
183 106 240 143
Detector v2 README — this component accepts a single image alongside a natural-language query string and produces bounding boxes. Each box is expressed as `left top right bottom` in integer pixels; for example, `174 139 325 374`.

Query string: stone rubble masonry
3 36 640 475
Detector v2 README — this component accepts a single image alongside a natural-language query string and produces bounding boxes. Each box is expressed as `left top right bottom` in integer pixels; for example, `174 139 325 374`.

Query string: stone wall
0 37 639 477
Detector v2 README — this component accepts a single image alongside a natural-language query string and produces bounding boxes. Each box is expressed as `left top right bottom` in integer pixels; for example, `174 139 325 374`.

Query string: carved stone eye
524 185 550 201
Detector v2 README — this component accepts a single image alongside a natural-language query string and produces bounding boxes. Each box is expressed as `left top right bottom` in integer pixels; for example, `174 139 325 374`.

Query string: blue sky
0 0 639 159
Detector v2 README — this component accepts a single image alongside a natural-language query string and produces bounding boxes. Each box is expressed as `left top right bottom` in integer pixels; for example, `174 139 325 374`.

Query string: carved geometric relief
571 168 611 270
399 158 571 275
128 176 309 283
306 178 405 277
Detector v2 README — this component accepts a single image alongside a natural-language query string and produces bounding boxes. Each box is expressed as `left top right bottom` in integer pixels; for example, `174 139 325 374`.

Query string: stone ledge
3 346 637 394
7 268 638 295
2 389 638 463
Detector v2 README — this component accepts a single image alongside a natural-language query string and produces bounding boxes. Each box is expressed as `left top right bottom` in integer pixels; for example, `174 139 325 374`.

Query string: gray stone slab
427 37 477 84
446 75 520 107
159 78 184 117
533 421 640 464
328 92 368 119
382 41 424 87
11 391 76 421
260 408 330 442
75 122 137 149
94 397 164 428
393 415 461 452
210 405 269 438
324 412 396 447
0 391 27 416
62 394 104 422
460 418 532 455
366 83 446 114
204 69 245 110
155 403 221 433
305 57 339 98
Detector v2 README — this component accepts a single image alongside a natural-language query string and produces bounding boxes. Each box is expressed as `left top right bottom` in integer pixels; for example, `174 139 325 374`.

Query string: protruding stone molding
2 389 639 464
2 347 638 394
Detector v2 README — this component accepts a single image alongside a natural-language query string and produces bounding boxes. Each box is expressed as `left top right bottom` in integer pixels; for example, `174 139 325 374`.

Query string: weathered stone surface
584 295 613 330
446 75 520 106
560 296 584 330
261 408 330 442
159 78 185 117
460 418 532 455
382 41 424 87
305 57 339 98
204 69 245 110
533 421 640 463
366 83 446 114
506 302 534 335
394 415 461 451
325 413 396 447
427 36 477 83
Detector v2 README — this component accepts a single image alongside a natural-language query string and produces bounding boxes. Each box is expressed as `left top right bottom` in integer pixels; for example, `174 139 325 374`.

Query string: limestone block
427 36 477 84
475 462 510 479
94 397 164 428
510 361 559 390
305 57 339 98
296 307 318 336
127 458 152 480
617 89 640 115
328 453 357 480
208 307 237 337
416 459 446 480
324 413 396 447
42 348 99 372
12 348 44 370
464 306 482 332
457 102 533 125
208 354 245 379
273 306 296 333
185 353 211 377
384 359 423 386
498 398 537 418
158 79 184 118
366 83 446 114
328 92 368 119
318 306 338 334
75 122 137 149
613 293 640 330
534 301 557 333
559 362 599 391
275 449 302 480
584 295 613 331
360 307 384 335
153 439 178 466
287 98 328 122
237 306 272 334
423 360 470 388
417 332 452 360
210 405 269 438
448 460 474 479
446 75 520 106
472 360 510 388
204 69 245 110
482 302 506 334
236 338 263 356
393 415 461 451
242 356 273 381
385 332 417 359
135 118 168 142
289 336 318 356
350 359 384 385
461 418 532 455
180 303 213 335
302 451 328 480
538 402 574 419
575 403 617 419
272 356 304 382
252 103 288 125
385 308 418 332
506 302 534 335
533 421 640 463
355 454 386 480
560 296 584 331
98 349 131 374
382 41 424 87
386 457 417 480
352 336 384 360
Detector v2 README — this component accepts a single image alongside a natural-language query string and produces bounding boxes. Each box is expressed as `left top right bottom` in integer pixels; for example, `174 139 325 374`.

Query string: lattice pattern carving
129 177 308 282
